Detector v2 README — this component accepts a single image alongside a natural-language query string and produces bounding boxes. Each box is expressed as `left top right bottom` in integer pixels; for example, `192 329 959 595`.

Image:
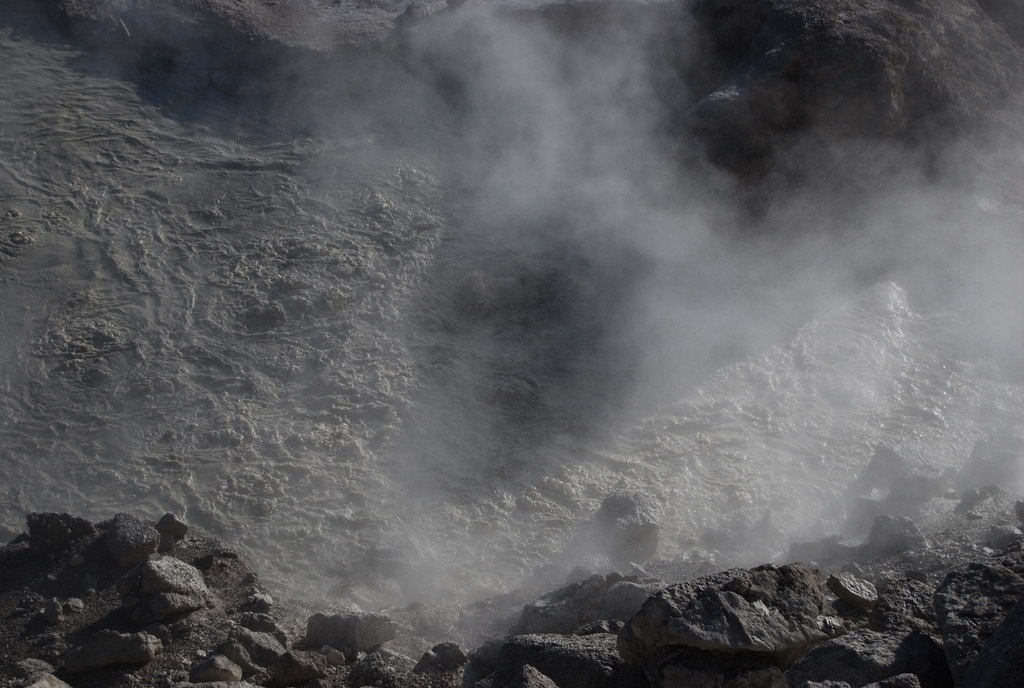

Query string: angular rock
105 513 160 566
63 630 162 673
271 650 328 686
190 654 243 683
25 677 74 688
868 578 938 635
119 555 209 623
988 525 1023 550
26 513 95 555
507 664 560 688
828 572 878 612
347 649 416 688
784 629 950 688
865 675 922 688
42 598 63 626
934 554 1024 683
303 611 397 652
156 512 189 538
517 572 662 635
959 597 1024 688
413 641 468 673
488 633 638 688
221 626 287 675
589 492 661 564
619 563 829 678
863 516 926 556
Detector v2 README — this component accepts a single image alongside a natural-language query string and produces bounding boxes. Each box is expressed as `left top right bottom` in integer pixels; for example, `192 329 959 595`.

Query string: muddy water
1 4 1023 606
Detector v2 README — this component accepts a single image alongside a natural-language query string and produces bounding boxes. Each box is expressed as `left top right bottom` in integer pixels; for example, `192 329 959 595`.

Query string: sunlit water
1 4 1022 606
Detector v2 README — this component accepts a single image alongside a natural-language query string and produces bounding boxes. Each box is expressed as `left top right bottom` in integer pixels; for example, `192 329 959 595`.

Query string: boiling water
1 3 1023 606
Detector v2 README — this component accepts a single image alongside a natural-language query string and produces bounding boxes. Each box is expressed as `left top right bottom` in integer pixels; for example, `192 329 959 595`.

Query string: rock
64 597 84 614
679 0 1024 175
189 654 243 683
789 535 858 564
303 611 397 652
25 677 74 688
156 512 189 538
63 629 163 673
517 572 662 635
863 516 926 556
619 563 829 683
14 659 56 682
955 486 1004 514
988 524 1023 550
245 592 273 612
271 650 328 686
933 554 1024 683
574 620 625 636
864 675 922 688
463 636 509 687
487 633 639 688
26 513 95 555
959 597 1024 688
828 572 878 612
42 598 63 625
105 513 160 566
236 612 289 646
868 579 938 635
347 649 416 688
784 629 950 688
221 626 287 675
958 433 1024 491
413 641 468 673
118 555 209 623
588 492 661 564
506 664 560 688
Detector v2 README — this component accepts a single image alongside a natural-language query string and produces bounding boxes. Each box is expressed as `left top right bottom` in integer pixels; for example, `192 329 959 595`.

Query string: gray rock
590 492 661 564
864 675 922 688
221 626 287 675
784 629 949 688
934 554 1024 683
517 572 661 635
348 649 416 688
118 555 208 622
988 525 1023 550
24 677 74 688
303 611 397 652
959 596 1024 688
413 641 468 673
63 597 85 614
271 650 328 686
619 563 829 678
26 513 95 555
42 598 63 626
487 633 637 688
156 512 189 538
863 516 926 556
105 513 160 567
506 664 560 688
189 654 243 683
236 612 288 646
63 630 163 673
828 573 878 612
13 659 55 682
868 579 938 635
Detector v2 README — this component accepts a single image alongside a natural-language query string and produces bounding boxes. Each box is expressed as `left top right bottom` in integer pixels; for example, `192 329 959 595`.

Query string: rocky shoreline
3 468 1024 688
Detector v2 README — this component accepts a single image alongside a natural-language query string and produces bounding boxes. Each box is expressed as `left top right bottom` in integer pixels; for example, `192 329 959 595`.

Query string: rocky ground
4 456 1024 688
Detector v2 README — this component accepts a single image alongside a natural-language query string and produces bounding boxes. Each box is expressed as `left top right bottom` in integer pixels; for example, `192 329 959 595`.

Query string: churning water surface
1 3 1023 606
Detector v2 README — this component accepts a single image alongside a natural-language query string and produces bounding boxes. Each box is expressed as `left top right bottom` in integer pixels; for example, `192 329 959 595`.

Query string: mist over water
1 0 1023 607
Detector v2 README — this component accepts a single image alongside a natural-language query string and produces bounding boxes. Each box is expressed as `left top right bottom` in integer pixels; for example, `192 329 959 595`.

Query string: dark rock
958 433 1024 491
506 664 560 688
618 563 829 679
62 629 163 673
221 625 287 675
347 648 416 688
588 492 661 564
236 611 289 646
271 649 328 686
189 654 243 682
105 513 160 566
42 598 63 626
26 513 95 555
789 535 858 564
865 675 923 688
412 641 467 673
988 524 1023 550
959 597 1024 688
573 620 625 636
155 512 189 539
463 636 509 687
303 611 397 652
955 485 1004 514
517 572 661 635
933 555 1024 683
784 629 951 688
868 578 938 635
487 633 637 688
828 572 878 612
118 555 209 623
863 516 926 556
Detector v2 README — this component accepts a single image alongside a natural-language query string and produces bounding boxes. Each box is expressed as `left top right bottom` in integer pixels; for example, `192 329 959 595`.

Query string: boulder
347 649 416 688
413 641 468 673
26 513 95 555
105 513 160 567
271 650 328 686
118 555 209 623
506 664 561 688
189 654 243 683
828 573 878 612
618 563 829 682
303 611 397 652
868 579 938 635
63 630 162 673
959 597 1024 688
221 626 287 675
586 492 661 564
486 633 641 688
517 572 662 635
863 516 926 556
784 629 950 688
155 512 189 538
933 554 1024 683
